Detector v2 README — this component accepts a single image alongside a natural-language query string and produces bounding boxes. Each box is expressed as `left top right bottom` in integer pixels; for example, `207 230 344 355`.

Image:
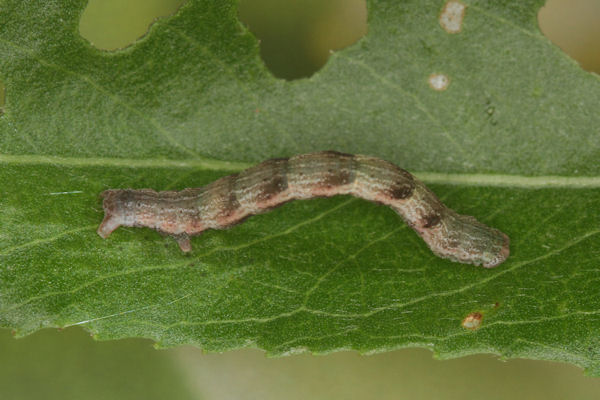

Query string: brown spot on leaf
462 312 483 330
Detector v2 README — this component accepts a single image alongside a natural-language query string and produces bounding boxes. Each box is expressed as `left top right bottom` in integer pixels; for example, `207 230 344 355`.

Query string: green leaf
1 0 599 374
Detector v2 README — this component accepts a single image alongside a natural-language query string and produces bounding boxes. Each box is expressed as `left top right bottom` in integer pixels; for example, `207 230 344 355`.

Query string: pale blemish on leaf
428 73 450 91
462 312 483 330
439 0 466 34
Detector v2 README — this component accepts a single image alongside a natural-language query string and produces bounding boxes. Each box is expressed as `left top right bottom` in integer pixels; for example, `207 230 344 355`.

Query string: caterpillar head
97 189 138 238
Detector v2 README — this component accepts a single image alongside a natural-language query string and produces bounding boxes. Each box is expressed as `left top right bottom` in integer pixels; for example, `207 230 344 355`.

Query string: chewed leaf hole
238 0 367 80
538 0 600 73
79 0 186 50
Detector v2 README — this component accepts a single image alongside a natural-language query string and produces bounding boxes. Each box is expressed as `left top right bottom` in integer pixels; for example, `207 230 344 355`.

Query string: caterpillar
98 151 509 268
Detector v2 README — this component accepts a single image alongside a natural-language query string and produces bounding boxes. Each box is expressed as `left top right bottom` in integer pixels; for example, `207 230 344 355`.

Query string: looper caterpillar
98 151 509 267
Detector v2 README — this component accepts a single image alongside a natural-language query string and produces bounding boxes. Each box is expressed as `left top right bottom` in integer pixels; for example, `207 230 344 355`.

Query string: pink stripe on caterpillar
98 151 509 268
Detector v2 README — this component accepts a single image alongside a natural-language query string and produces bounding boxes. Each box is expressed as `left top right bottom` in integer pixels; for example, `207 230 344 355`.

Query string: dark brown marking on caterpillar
388 182 414 200
423 214 442 228
98 151 510 268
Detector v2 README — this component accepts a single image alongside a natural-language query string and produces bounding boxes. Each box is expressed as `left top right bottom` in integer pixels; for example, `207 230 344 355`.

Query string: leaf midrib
1 153 598 188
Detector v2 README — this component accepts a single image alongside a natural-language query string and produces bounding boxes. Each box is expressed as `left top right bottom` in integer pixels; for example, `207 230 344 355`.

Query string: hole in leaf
79 0 186 50
238 0 367 80
538 0 600 74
